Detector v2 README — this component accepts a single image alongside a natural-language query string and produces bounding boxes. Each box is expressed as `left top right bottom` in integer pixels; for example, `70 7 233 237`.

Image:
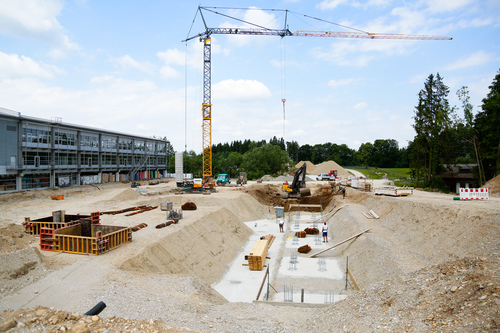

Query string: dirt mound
296 257 500 332
313 160 350 178
0 224 36 255
111 188 140 201
295 161 316 174
483 174 500 197
120 208 253 284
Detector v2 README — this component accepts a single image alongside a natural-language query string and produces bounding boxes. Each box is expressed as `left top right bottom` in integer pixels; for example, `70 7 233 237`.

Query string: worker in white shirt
322 222 328 242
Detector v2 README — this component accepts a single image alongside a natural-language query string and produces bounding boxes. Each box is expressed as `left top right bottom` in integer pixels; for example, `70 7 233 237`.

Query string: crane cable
280 38 286 138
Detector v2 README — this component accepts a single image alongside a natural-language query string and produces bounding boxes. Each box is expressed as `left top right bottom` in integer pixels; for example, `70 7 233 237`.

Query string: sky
0 0 499 153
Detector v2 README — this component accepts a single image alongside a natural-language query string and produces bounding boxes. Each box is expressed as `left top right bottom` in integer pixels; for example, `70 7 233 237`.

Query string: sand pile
295 161 316 174
295 160 349 178
111 188 140 201
313 160 350 178
483 174 500 197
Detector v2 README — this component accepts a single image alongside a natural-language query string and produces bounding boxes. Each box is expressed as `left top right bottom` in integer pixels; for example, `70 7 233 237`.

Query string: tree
475 69 500 181
298 144 313 162
356 142 374 167
372 139 399 168
454 86 484 184
412 73 452 187
286 140 300 163
242 144 291 179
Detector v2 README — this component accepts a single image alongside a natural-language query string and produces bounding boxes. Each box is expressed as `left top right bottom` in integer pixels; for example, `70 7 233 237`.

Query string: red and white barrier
459 188 489 200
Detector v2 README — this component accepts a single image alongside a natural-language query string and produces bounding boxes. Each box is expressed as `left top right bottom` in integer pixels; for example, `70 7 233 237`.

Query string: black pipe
84 301 106 315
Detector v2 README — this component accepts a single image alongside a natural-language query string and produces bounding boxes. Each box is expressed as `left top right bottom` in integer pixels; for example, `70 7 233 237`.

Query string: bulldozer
282 163 311 199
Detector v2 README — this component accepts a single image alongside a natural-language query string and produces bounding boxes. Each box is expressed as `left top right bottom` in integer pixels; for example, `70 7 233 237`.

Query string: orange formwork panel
40 227 56 251
54 224 132 255
23 211 94 235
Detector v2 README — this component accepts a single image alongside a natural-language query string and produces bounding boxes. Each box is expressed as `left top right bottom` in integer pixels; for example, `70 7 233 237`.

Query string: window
101 136 117 150
54 130 76 146
134 140 144 151
119 138 132 150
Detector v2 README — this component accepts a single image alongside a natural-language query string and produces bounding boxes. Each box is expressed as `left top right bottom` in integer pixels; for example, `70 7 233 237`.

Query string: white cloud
354 102 368 109
112 55 155 75
0 76 195 150
421 0 474 13
445 51 494 70
0 52 64 79
213 79 271 101
328 78 362 87
218 8 280 47
316 0 349 10
157 48 185 66
0 0 80 52
159 65 180 79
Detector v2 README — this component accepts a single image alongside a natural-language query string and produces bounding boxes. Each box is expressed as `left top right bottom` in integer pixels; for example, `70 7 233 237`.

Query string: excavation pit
213 213 346 305
40 219 131 255
23 210 99 235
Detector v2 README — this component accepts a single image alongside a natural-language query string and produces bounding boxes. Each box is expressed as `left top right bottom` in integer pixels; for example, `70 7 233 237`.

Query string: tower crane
183 6 452 182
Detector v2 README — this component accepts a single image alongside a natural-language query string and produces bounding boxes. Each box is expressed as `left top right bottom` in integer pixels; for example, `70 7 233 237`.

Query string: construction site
0 160 499 332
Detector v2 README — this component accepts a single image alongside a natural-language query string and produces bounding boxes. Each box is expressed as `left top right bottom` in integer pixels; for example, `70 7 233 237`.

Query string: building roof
0 107 167 143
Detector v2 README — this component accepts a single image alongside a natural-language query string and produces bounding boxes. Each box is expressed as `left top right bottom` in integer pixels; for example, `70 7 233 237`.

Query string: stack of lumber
248 239 269 271
358 182 372 192
262 234 276 248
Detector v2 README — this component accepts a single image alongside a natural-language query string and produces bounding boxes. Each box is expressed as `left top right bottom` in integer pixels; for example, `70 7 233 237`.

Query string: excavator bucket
300 187 311 197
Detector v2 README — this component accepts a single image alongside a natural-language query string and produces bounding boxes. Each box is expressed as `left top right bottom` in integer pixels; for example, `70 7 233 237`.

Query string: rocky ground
1 177 499 332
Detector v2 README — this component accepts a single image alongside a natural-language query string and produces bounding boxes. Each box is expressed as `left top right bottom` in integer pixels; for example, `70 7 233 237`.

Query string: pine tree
412 73 452 187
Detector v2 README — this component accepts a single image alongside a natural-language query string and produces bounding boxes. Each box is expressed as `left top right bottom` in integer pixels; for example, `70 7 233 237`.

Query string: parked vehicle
316 173 330 181
236 172 247 185
216 174 231 186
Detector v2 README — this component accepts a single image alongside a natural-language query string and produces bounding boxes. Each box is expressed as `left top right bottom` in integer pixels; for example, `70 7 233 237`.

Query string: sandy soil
1 177 499 332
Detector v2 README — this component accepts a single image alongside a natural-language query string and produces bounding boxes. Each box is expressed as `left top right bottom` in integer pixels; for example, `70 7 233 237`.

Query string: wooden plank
255 266 269 301
348 268 361 291
369 210 380 219
289 204 322 208
309 229 371 258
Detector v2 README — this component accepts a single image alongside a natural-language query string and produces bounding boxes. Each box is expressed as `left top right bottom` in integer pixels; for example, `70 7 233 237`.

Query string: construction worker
279 219 284 233
322 222 328 242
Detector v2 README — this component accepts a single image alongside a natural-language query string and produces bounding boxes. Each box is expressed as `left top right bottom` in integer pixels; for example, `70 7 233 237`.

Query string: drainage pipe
84 301 106 316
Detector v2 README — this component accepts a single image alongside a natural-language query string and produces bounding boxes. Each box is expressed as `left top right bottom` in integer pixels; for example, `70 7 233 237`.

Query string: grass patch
347 167 411 181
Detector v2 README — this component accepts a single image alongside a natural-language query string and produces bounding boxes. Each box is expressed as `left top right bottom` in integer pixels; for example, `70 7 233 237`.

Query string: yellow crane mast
183 7 452 181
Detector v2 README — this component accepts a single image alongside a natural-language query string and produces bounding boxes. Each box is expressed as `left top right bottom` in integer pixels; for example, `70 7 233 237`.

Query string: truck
316 170 338 181
216 174 231 186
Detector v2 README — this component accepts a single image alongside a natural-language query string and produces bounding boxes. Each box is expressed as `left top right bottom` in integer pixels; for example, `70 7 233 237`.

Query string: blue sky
0 0 499 153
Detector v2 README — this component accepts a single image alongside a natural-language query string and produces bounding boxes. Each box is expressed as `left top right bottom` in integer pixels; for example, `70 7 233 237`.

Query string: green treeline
169 68 500 189
170 137 409 180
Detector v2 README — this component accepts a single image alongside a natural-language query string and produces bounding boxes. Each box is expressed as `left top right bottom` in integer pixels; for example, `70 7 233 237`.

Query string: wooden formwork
23 210 98 235
40 223 132 255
